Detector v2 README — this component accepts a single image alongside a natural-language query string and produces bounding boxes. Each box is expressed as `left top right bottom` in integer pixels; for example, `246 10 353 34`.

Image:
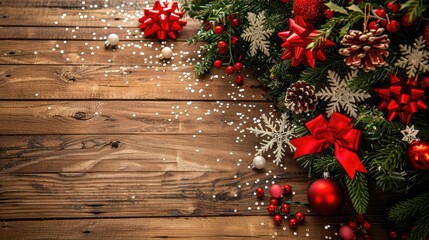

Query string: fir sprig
345 173 369 214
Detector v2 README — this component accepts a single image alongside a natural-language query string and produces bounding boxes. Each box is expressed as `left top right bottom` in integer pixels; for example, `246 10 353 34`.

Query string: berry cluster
256 184 305 228
369 2 415 33
338 215 372 240
387 229 411 240
209 15 245 86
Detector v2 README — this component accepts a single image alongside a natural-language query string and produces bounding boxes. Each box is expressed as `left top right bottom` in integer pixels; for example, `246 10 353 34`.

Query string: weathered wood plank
0 171 310 219
0 101 269 134
0 23 200 40
0 134 289 174
0 0 152 9
0 216 390 239
0 7 193 28
0 65 264 100
0 40 202 65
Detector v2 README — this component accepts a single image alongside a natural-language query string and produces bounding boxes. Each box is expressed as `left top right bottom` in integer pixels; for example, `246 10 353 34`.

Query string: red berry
283 184 292 195
374 8 386 18
347 220 358 230
422 76 429 87
288 218 297 229
213 60 222 69
388 230 398 240
256 187 264 198
281 203 290 214
368 20 381 30
363 234 371 240
225 66 235 75
402 15 416 27
217 40 227 50
295 211 305 223
324 9 334 19
234 62 243 71
381 19 388 27
219 49 226 55
362 221 372 231
214 26 223 34
387 2 400 13
387 20 400 32
273 214 283 225
267 204 277 214
232 18 239 27
235 75 243 86
231 36 238 45
269 198 279 206
400 233 409 240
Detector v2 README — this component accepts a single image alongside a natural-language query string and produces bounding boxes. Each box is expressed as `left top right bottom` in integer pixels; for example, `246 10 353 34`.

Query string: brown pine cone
339 28 390 72
285 80 317 114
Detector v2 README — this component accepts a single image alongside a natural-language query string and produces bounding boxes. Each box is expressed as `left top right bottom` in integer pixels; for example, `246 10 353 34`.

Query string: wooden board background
0 0 390 239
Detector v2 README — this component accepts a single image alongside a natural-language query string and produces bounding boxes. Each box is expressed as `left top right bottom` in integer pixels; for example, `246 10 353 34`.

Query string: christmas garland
183 0 429 239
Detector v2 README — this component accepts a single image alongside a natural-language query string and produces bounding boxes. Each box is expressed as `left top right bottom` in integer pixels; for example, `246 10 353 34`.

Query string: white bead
106 33 119 46
160 47 173 59
252 156 266 169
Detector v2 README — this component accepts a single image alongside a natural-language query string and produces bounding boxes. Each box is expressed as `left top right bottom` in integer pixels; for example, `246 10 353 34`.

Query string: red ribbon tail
334 145 367 180
290 136 328 159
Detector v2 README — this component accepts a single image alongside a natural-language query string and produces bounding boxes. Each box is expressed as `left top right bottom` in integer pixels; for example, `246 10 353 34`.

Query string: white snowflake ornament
247 113 295 166
401 125 419 144
316 70 370 118
241 11 274 57
395 36 429 78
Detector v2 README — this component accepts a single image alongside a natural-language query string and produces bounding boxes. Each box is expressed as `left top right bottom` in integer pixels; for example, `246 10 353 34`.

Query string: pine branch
300 54 346 89
345 172 369 214
348 66 392 90
410 211 429 240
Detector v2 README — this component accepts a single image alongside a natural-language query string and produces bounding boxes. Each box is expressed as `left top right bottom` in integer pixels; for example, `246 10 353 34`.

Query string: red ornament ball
307 178 343 215
235 75 244 86
295 211 305 223
283 184 292 195
256 187 265 198
324 9 334 19
214 26 223 34
226 66 235 75
270 184 284 198
273 214 283 225
281 203 290 214
269 198 279 206
388 230 398 239
213 60 222 69
407 140 429 170
387 20 400 33
293 0 325 24
339 225 354 240
402 15 416 27
267 204 277 214
288 218 297 229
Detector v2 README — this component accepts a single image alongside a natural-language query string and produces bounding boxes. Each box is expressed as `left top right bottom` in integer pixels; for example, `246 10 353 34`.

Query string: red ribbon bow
374 74 427 125
138 1 187 40
278 17 335 68
290 112 367 180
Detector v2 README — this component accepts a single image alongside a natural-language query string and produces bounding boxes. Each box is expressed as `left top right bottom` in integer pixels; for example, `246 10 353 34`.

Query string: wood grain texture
0 65 264 100
0 216 390 239
0 101 269 134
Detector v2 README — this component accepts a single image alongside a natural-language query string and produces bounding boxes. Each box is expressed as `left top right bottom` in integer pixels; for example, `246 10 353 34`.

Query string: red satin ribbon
375 74 427 125
278 17 335 68
290 112 367 180
139 1 187 40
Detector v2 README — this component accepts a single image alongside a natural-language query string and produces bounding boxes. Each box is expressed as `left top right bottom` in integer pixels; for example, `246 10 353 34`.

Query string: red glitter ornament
307 178 343 215
293 0 325 24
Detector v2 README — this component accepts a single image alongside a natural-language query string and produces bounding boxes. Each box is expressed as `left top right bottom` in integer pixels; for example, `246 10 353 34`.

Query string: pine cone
339 28 390 72
285 80 317 114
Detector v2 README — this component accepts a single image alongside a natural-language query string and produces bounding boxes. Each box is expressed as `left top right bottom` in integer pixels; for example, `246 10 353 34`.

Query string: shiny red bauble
235 75 243 86
256 187 265 198
270 184 284 198
273 214 283 225
213 60 222 69
217 40 227 50
407 140 429 170
281 203 290 214
338 225 354 240
295 211 305 223
283 184 292 195
288 218 297 229
386 20 400 33
269 198 279 206
226 66 235 75
267 204 277 214
234 62 243 71
214 26 223 34
307 178 343 215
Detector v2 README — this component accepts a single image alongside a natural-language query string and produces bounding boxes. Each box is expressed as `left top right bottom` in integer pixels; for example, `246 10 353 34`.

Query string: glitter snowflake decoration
241 11 274 57
317 70 370 118
247 113 296 166
395 36 429 78
401 125 419 144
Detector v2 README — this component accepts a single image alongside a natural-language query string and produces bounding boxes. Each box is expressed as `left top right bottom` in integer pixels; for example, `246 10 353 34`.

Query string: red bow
139 1 187 40
374 74 427 125
278 17 335 68
290 113 367 180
